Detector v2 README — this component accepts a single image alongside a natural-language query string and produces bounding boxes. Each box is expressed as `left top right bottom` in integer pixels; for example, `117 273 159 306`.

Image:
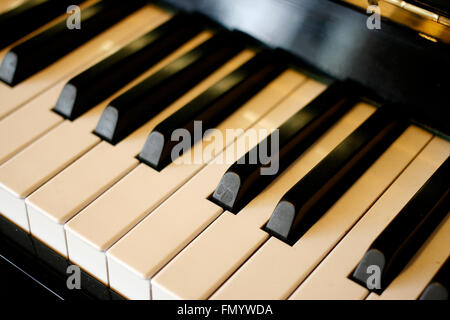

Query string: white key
211 125 432 299
0 32 212 231
289 136 450 300
64 71 308 285
105 81 344 300
151 103 376 300
367 215 449 300
0 10 171 165
27 50 256 257
0 4 169 119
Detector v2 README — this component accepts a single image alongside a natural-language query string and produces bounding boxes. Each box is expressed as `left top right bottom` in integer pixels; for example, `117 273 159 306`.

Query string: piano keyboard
0 1 448 301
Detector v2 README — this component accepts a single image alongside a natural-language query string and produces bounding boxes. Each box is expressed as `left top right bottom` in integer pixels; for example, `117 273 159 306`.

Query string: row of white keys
0 32 213 232
0 6 171 164
103 80 339 300
0 2 165 119
150 102 376 300
63 71 309 286
368 214 449 300
289 136 450 300
26 49 256 257
211 125 432 299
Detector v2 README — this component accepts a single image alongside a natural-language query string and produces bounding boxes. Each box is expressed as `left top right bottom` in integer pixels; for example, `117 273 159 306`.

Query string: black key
94 31 245 145
265 106 408 244
0 0 146 86
211 81 359 213
419 258 449 300
53 13 203 120
0 0 84 50
352 158 450 292
138 50 286 170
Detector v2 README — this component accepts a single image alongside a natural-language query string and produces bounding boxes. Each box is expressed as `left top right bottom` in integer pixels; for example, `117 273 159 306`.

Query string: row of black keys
0 5 289 150
1 2 448 298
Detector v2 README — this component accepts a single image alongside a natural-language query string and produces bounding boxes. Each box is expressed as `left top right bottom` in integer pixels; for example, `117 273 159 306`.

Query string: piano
0 0 448 301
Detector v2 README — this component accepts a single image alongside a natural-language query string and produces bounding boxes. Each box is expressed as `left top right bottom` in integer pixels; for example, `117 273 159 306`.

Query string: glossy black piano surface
0 215 125 300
